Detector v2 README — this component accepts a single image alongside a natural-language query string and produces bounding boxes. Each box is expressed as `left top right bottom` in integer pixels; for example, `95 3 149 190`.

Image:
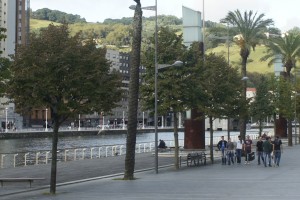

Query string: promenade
1 144 300 200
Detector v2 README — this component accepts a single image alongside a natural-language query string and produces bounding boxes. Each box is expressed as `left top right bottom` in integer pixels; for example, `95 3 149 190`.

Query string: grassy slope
207 44 273 74
30 19 273 74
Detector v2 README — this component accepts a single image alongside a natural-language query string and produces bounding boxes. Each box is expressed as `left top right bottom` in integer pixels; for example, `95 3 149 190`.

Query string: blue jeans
227 151 234 165
274 150 281 166
236 149 242 163
264 152 272 166
257 151 264 164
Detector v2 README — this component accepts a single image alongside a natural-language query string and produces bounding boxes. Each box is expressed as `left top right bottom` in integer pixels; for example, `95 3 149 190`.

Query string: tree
140 27 187 170
250 75 274 136
221 10 273 140
261 32 300 145
187 52 242 163
8 24 122 194
124 0 142 180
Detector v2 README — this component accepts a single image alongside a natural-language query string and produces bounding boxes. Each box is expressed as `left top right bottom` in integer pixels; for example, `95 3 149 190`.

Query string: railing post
98 147 102 158
90 148 95 159
35 152 40 165
105 147 109 157
82 148 86 160
119 145 123 155
74 149 78 161
64 150 69 162
45 151 50 164
24 153 29 166
13 154 18 168
1 154 6 168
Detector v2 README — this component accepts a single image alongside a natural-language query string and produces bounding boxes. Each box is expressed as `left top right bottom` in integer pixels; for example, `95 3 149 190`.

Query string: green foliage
8 24 123 123
250 75 274 134
31 8 86 23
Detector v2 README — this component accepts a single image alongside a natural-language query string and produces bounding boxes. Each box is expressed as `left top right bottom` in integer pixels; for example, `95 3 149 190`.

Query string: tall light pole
5 107 8 133
78 114 81 131
45 108 48 132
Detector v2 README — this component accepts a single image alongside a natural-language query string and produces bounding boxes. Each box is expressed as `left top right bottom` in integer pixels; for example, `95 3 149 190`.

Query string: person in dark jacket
158 139 167 149
263 137 273 167
256 136 264 165
272 136 283 167
217 136 227 164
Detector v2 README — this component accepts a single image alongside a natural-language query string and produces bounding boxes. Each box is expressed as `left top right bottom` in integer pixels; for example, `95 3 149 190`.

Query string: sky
30 0 300 32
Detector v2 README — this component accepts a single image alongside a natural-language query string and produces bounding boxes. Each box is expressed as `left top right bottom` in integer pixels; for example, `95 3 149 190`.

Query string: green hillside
208 44 273 74
29 18 274 74
30 19 61 30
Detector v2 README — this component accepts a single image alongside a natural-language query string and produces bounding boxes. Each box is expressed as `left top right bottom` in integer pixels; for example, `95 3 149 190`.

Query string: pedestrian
217 136 227 165
256 136 264 165
244 135 253 164
272 136 283 167
263 137 273 167
226 138 235 165
158 139 167 149
235 135 244 164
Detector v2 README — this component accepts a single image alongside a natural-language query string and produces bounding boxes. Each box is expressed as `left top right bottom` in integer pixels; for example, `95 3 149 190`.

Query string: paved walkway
1 145 299 200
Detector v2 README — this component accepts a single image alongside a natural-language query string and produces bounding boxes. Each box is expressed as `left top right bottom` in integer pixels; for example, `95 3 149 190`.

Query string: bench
180 152 206 167
0 178 45 187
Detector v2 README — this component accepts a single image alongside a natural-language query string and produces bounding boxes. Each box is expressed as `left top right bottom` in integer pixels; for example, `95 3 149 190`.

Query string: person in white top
236 135 244 164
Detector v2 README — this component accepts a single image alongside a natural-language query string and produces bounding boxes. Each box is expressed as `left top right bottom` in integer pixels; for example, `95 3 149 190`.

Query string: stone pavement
1 145 300 200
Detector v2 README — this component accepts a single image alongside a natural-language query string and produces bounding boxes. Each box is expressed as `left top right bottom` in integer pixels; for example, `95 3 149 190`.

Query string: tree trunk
209 116 214 164
173 112 179 170
288 119 293 146
124 0 142 180
50 118 59 194
240 53 248 141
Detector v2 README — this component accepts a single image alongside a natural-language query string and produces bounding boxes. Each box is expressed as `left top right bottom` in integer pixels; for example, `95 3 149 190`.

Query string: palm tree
261 33 300 146
124 0 142 180
221 10 273 140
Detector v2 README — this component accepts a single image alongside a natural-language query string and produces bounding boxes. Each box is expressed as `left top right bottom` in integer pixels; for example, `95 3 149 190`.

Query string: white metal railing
0 134 261 169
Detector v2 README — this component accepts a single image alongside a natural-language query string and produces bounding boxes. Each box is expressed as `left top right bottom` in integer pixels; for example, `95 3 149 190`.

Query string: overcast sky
30 0 300 32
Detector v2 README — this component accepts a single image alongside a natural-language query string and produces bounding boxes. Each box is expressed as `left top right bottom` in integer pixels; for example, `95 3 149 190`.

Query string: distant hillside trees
31 8 86 24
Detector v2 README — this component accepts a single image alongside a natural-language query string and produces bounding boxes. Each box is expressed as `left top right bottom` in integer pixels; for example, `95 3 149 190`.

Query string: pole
78 114 81 131
123 111 125 130
5 108 8 133
142 112 145 129
45 108 48 132
102 114 105 130
154 0 158 174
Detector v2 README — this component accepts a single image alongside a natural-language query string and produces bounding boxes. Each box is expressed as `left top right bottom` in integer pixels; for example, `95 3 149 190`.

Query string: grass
30 19 61 30
207 44 274 74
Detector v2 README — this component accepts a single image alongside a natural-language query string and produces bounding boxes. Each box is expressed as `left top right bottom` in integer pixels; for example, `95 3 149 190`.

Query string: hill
208 44 274 74
29 18 274 74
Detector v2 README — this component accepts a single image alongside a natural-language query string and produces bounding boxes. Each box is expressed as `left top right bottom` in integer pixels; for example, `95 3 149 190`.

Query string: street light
5 107 8 133
45 108 48 132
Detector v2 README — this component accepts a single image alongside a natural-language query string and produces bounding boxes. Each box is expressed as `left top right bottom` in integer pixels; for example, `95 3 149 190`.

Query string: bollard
64 150 69 162
82 148 86 160
1 154 6 168
143 144 146 153
36 152 40 165
45 151 50 164
13 154 18 168
24 153 29 166
90 148 95 159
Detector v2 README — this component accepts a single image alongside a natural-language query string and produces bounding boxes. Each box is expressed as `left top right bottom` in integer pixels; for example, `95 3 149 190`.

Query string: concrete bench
0 178 45 187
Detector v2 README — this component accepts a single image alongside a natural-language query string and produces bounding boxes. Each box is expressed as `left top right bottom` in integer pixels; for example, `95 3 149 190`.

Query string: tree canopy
8 24 123 194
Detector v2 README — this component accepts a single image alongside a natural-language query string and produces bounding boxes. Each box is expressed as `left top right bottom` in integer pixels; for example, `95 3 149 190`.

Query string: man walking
217 136 227 165
244 135 252 164
256 136 264 165
236 135 244 164
273 136 283 167
263 137 273 167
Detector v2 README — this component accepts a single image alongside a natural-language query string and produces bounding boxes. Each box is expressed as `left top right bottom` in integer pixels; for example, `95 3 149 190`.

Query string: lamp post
78 114 81 131
5 107 8 133
45 108 48 132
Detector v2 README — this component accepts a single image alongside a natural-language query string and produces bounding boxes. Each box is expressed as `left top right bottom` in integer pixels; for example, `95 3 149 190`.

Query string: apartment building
0 0 29 130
